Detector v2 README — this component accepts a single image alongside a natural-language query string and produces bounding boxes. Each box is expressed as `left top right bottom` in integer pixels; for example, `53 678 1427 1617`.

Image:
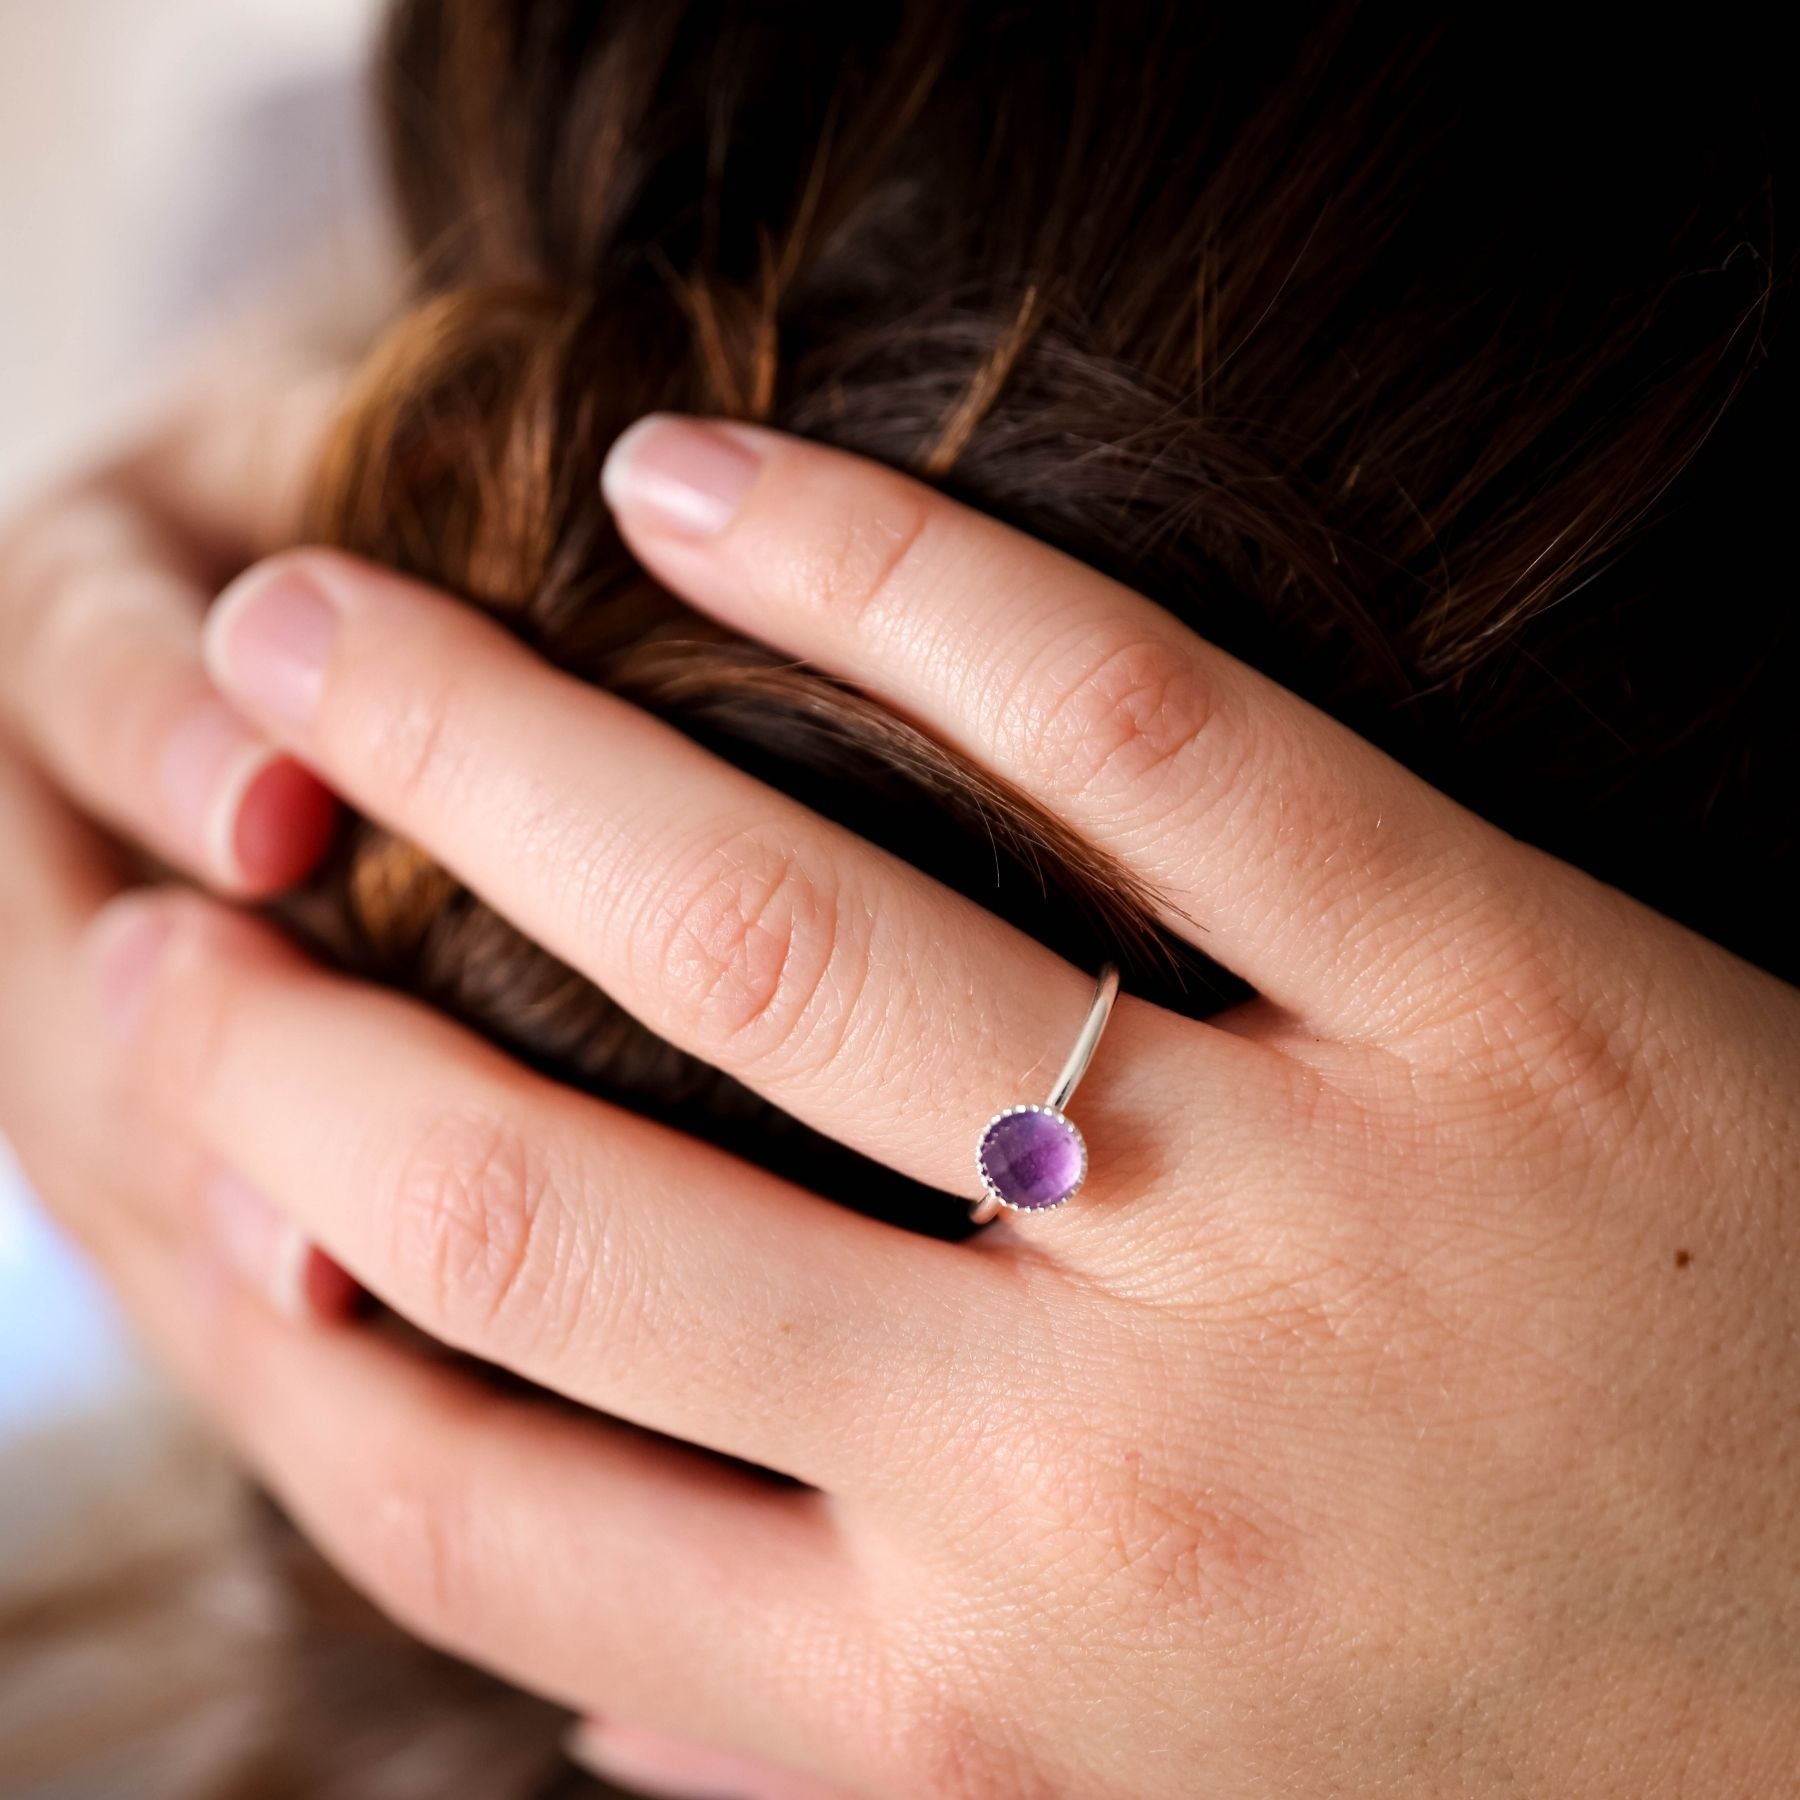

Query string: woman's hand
54 420 1800 1796
0 369 339 894
0 372 343 1320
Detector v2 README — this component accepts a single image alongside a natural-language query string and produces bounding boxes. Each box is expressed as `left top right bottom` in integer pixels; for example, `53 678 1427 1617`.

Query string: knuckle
129 907 243 1117
357 643 463 814
1010 629 1216 806
9 551 96 698
0 490 210 785
376 1107 576 1348
874 1656 1033 1800
1483 958 1633 1095
1415 886 1657 1142
46 576 187 764
346 1454 485 1651
6 521 116 703
369 686 454 812
788 466 933 630
650 829 856 1069
0 487 92 653
4 486 157 675
1041 1426 1280 1620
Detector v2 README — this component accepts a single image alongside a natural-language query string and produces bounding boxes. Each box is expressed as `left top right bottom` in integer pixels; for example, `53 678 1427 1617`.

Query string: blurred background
0 0 393 1574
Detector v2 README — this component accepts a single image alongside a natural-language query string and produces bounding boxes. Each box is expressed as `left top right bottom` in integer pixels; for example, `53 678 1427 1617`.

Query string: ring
971 963 1120 1223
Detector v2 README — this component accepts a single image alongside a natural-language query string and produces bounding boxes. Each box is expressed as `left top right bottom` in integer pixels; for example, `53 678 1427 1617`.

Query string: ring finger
200 552 1265 1223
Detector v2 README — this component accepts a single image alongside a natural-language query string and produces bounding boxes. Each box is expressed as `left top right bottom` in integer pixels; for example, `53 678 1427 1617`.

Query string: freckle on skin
1673 1249 1692 1269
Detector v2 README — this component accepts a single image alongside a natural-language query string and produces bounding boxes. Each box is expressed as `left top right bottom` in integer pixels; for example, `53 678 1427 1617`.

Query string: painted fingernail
159 695 335 889
564 1720 845 1799
230 754 339 889
203 1171 358 1322
87 896 175 1040
207 560 338 727
601 415 762 539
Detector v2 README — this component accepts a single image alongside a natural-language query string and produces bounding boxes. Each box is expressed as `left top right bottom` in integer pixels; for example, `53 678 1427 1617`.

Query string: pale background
0 0 392 1557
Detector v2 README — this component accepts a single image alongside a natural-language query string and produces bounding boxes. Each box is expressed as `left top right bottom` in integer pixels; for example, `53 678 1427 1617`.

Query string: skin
1 396 1797 1799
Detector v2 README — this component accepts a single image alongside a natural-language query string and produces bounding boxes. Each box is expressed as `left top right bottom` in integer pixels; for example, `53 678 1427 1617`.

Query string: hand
0 370 343 1318
69 419 1800 1797
0 367 339 894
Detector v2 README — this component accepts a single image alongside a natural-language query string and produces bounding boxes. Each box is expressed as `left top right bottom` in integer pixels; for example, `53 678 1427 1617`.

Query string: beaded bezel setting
974 1103 1090 1213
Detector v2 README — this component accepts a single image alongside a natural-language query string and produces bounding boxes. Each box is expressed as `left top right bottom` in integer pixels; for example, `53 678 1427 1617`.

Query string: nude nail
208 562 338 727
601 415 763 539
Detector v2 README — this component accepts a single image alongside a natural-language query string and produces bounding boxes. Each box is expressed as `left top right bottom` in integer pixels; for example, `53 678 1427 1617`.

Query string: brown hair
292 2 1788 1208
12 2 1789 1792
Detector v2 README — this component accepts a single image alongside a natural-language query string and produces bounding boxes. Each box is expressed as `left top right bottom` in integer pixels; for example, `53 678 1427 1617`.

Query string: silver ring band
971 962 1120 1223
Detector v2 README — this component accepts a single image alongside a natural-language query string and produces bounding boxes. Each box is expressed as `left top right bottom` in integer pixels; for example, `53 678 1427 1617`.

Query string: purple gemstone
978 1108 1086 1211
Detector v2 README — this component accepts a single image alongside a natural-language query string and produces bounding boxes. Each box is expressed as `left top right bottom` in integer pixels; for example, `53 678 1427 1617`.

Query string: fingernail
601 416 761 539
207 561 338 727
203 1171 358 1322
87 897 175 1040
229 754 339 890
564 1720 842 1800
159 695 332 888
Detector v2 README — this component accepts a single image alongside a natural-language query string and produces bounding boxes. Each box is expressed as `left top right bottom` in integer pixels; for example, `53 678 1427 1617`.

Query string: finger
85 889 1021 1495
0 737 119 945
200 550 1246 1213
0 754 352 1315
115 358 347 566
0 380 338 893
0 750 175 1230
599 417 1539 1041
104 1224 878 1795
0 750 138 1231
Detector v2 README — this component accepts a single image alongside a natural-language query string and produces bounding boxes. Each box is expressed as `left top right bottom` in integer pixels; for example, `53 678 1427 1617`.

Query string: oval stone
978 1108 1086 1211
